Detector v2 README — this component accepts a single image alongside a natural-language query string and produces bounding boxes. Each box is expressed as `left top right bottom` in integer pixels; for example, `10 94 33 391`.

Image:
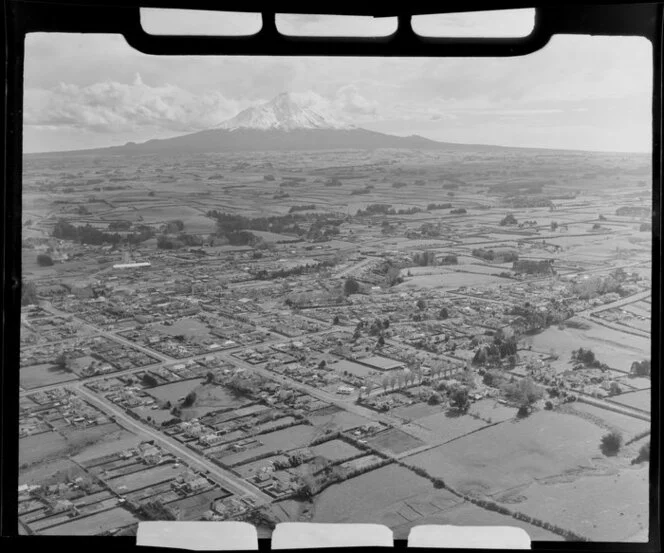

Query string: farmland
19 131 652 540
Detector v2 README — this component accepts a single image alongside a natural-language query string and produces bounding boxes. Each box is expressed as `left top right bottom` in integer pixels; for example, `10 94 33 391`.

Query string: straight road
74 385 272 504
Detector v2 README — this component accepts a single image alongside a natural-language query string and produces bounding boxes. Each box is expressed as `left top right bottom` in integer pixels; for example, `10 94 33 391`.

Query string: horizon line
22 128 652 157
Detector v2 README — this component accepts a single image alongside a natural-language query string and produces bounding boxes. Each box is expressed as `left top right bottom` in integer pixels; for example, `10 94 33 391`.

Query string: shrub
632 442 650 464
343 278 360 296
600 430 623 456
37 253 54 267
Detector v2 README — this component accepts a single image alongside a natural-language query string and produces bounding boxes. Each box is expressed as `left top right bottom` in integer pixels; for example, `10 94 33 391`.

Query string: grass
20 363 79 389
108 463 184 493
609 390 651 413
312 464 437 523
311 440 363 462
367 428 426 455
38 506 139 535
405 411 606 496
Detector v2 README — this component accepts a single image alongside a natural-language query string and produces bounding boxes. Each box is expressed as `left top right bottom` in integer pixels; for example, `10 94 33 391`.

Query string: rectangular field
38 507 139 535
107 464 185 493
367 428 426 455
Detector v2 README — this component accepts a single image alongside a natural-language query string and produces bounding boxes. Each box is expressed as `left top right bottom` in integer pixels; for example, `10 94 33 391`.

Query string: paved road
74 385 272 504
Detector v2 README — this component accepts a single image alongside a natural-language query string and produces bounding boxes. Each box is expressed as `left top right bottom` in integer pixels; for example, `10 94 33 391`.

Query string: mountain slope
46 92 517 155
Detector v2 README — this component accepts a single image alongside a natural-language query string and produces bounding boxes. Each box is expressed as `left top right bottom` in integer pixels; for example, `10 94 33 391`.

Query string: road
74 384 272 504
334 256 378 279
218 351 445 446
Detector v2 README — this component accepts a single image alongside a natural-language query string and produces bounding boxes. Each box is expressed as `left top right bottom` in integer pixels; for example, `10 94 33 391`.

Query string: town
19 146 651 541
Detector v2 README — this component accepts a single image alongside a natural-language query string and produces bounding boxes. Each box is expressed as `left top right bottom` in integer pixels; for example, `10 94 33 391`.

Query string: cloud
24 74 252 134
333 84 378 115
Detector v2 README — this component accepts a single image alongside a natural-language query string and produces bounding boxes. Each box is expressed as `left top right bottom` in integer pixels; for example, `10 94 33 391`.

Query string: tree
502 377 543 409
600 430 623 456
428 392 443 405
332 315 340 325
381 375 390 393
631 360 651 377
205 371 215 384
37 253 54 267
632 442 650 464
416 299 427 311
550 221 559 231
389 374 398 390
21 280 38 306
500 213 518 226
439 307 449 320
142 373 158 387
344 278 360 296
377 335 385 348
449 387 470 413
55 352 71 372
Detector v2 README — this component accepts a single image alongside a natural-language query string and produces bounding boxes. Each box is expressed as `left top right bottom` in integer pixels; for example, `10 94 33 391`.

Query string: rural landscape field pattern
19 90 652 542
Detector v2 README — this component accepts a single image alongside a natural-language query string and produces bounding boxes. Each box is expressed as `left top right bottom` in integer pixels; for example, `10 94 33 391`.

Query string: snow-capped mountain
66 92 514 155
216 92 353 131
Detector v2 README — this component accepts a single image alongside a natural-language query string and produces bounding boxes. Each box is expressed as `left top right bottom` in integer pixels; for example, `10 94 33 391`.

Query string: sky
23 9 652 154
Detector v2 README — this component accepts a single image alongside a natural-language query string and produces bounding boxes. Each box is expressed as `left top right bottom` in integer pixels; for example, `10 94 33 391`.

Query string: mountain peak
217 92 353 131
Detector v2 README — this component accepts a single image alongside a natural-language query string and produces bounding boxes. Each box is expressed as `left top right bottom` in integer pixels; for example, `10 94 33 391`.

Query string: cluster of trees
450 208 467 214
289 204 316 213
392 181 408 188
630 359 651 377
108 220 132 231
472 331 518 367
472 248 518 263
427 203 452 211
207 210 306 237
507 196 554 208
513 259 555 275
161 220 185 234
510 302 572 333
140 499 178 521
367 318 390 336
53 219 155 246
439 254 458 265
500 213 518 226
413 250 436 267
260 259 335 282
502 377 544 415
449 386 471 412
571 348 608 370
306 219 342 242
571 270 629 300
355 204 422 217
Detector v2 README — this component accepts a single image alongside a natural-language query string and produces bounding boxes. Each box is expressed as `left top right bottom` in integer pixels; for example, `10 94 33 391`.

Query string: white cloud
24 75 251 133
333 84 379 116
